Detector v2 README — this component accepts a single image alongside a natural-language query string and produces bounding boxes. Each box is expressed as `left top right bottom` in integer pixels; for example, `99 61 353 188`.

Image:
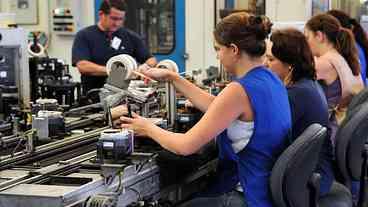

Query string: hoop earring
284 66 294 86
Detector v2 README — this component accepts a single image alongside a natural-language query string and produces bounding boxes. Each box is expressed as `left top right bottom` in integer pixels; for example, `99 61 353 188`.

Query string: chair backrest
345 88 368 120
335 103 368 186
270 124 327 207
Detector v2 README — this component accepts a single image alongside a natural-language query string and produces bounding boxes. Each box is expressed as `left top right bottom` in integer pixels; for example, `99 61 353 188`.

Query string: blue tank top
204 67 291 207
357 43 367 85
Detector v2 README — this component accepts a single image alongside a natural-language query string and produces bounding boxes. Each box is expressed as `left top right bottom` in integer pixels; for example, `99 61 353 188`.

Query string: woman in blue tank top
120 12 291 207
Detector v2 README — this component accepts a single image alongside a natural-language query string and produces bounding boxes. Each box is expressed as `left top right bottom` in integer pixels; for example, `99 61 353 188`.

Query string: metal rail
0 127 108 170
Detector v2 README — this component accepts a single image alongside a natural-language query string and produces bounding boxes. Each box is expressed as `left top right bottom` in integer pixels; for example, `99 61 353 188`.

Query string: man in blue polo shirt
72 0 157 96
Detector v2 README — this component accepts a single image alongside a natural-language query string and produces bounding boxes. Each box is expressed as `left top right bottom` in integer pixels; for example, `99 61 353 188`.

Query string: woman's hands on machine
140 59 180 83
120 112 155 137
142 68 177 82
111 104 156 134
118 58 180 138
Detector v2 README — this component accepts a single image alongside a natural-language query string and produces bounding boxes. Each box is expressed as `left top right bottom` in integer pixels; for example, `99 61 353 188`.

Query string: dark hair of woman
213 12 272 57
270 28 316 82
327 9 368 77
306 13 360 76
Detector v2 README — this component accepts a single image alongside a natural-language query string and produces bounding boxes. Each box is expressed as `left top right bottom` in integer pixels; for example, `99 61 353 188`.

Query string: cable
11 138 25 157
11 129 36 157
115 170 123 194
126 187 141 201
136 153 158 173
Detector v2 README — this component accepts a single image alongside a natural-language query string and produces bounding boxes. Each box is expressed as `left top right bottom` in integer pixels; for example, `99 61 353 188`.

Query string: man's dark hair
99 0 127 14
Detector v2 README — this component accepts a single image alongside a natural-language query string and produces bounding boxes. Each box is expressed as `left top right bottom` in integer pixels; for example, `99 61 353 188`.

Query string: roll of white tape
157 59 179 72
28 43 45 57
106 54 138 80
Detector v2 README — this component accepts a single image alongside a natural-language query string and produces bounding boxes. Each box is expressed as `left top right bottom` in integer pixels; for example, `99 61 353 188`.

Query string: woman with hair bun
119 12 291 207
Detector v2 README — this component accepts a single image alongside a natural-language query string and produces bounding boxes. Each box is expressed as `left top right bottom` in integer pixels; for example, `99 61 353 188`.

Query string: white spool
157 59 179 72
157 59 178 127
106 54 138 80
28 42 45 57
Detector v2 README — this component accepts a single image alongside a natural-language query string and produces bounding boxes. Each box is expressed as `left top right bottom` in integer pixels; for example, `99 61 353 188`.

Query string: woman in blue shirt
119 12 291 207
265 28 334 196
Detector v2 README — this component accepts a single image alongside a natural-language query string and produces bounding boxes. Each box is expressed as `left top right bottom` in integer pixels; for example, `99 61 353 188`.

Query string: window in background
253 0 266 15
312 0 330 15
125 0 174 54
335 0 367 31
358 0 368 32
235 0 265 15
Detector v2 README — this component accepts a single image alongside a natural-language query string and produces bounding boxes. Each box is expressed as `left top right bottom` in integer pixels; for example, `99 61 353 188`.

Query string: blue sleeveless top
204 67 291 207
357 43 367 85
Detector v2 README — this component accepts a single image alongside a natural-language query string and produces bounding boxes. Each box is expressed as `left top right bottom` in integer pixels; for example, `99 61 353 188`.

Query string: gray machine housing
0 28 30 108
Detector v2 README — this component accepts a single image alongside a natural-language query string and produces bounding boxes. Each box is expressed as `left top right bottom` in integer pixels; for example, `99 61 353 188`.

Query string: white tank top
227 119 254 153
227 119 254 192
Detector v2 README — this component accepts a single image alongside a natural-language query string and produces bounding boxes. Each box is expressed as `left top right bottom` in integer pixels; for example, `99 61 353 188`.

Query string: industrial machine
100 54 178 128
0 54 216 207
29 57 81 108
0 28 29 112
32 110 65 141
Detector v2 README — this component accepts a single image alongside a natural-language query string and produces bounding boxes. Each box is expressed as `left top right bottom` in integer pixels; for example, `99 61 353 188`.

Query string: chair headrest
270 123 327 207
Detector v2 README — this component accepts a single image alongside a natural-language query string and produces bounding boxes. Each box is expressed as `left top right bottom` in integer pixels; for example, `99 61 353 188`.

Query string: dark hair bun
214 12 273 57
248 15 272 40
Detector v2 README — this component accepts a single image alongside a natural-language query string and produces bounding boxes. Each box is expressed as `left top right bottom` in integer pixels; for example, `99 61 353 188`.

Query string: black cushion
270 124 327 207
319 182 353 207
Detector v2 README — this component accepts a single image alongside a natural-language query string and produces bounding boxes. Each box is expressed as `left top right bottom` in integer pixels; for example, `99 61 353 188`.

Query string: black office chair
334 103 368 207
270 124 352 207
345 88 368 120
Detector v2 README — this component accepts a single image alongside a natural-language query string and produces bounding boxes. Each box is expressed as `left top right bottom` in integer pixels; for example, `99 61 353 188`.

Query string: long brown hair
213 12 271 57
327 9 368 78
306 13 360 76
270 28 316 82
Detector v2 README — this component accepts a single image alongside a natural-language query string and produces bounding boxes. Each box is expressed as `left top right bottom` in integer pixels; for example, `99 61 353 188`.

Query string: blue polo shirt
72 25 153 93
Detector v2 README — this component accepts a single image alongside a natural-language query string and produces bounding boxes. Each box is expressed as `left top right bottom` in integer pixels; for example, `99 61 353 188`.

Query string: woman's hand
137 63 151 73
111 104 128 120
120 113 154 137
184 99 194 108
143 68 177 82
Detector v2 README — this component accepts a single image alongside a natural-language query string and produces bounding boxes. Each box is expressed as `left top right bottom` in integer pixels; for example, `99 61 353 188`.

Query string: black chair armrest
308 173 321 207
